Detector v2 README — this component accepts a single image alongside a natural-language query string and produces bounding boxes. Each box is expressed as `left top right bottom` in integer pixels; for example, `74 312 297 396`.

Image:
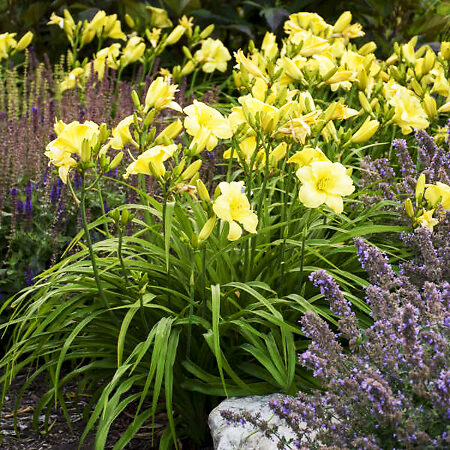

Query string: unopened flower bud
421 49 435 74
333 11 352 34
199 24 214 39
410 78 423 97
358 42 376 56
125 14 135 28
198 216 216 241
196 179 210 202
440 42 450 60
109 152 123 171
415 173 426 204
131 90 141 109
181 159 202 181
423 94 437 118
165 25 185 46
180 60 196 77
81 138 91 162
405 198 415 218
15 31 33 52
358 91 372 114
350 117 379 144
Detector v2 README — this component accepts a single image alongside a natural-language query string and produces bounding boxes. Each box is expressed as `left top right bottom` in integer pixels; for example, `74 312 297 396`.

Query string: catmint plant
222 232 450 449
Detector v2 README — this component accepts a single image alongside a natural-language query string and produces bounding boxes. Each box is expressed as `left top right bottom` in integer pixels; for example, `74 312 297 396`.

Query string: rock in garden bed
209 395 300 450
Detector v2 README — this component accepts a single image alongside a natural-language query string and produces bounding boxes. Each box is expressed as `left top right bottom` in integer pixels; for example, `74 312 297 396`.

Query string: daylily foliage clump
1 6 450 450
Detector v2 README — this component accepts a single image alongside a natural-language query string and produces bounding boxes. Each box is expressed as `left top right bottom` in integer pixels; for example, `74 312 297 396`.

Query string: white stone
208 394 299 450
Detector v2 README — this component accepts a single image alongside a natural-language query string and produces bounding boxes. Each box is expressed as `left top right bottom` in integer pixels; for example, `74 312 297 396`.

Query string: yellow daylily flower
94 43 121 79
213 181 258 241
49 120 100 155
184 101 232 152
146 6 173 28
102 14 126 41
296 161 355 214
425 182 450 209
120 36 146 67
109 115 137 150
147 28 161 48
48 10 76 42
230 96 293 136
59 66 87 92
284 12 330 38
81 10 107 45
417 210 439 231
388 87 429 134
124 144 177 178
234 49 268 81
288 146 330 167
261 32 278 59
194 38 231 73
44 120 102 183
144 77 182 113
0 33 17 60
331 103 359 120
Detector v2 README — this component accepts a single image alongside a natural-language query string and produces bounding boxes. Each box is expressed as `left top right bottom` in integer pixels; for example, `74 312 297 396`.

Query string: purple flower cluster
222 232 450 449
359 130 449 215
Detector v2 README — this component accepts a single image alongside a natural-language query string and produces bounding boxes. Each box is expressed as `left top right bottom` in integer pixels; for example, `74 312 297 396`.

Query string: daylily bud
198 216 216 241
109 209 121 224
441 42 450 60
81 138 91 162
15 31 33 52
109 152 123 171
196 179 210 202
121 208 130 226
333 11 352 34
405 198 415 218
125 14 135 28
323 102 338 124
421 49 435 74
181 159 202 181
423 94 437 118
98 123 109 144
416 173 426 204
358 42 377 56
385 53 399 65
165 25 185 46
131 90 141 109
438 101 450 113
199 24 214 39
350 117 379 144
357 68 368 91
358 91 372 114
172 159 185 179
155 119 183 145
180 60 196 77
410 78 423 97
148 160 162 180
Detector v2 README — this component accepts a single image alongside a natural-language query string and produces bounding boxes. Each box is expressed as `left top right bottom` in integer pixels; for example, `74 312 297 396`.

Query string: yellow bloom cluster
44 120 104 183
0 31 33 61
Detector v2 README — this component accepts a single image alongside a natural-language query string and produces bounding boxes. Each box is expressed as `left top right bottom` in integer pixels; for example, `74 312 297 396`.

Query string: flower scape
0 5 449 449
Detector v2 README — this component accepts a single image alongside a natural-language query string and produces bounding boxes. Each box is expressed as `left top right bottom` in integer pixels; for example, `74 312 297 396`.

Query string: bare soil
1 371 213 449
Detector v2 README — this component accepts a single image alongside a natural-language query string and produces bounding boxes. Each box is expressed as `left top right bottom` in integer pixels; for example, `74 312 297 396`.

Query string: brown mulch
1 371 213 449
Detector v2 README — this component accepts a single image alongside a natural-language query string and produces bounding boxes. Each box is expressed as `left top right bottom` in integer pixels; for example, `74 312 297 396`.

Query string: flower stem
80 176 117 323
298 208 312 293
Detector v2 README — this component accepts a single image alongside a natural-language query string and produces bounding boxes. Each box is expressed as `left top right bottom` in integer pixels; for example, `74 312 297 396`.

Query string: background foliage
1 0 449 61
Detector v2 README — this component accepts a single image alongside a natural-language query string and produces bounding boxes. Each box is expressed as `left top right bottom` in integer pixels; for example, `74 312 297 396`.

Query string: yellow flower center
317 177 330 192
